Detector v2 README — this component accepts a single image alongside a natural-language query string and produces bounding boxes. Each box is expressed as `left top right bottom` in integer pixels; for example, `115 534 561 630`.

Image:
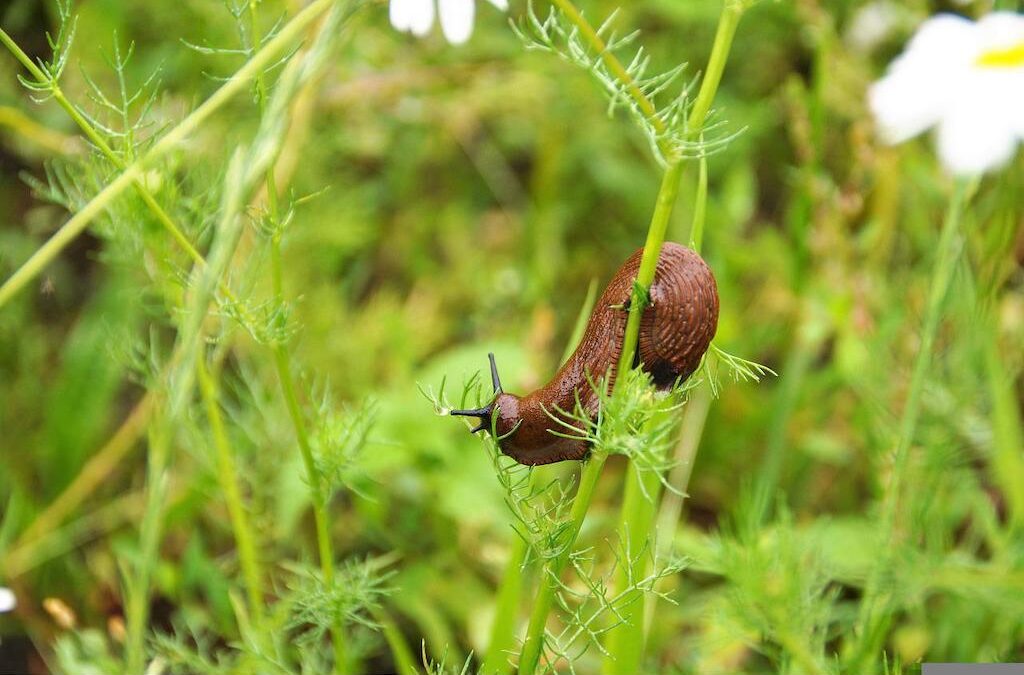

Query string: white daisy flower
390 0 508 45
869 12 1024 175
0 587 15 613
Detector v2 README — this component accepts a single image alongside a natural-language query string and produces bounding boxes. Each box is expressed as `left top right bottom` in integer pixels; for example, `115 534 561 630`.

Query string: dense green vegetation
1 0 1022 673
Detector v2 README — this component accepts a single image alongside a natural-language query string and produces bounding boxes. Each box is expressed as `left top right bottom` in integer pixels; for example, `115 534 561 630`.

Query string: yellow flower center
976 41 1024 68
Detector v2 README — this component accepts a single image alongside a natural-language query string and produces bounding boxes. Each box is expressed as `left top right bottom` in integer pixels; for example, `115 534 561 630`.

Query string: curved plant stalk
517 2 746 672
0 0 337 309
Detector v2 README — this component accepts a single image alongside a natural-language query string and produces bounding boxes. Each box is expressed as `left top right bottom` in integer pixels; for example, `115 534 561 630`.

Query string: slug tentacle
453 242 719 466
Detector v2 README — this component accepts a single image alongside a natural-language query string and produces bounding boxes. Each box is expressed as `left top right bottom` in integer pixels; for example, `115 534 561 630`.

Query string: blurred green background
1 0 1022 672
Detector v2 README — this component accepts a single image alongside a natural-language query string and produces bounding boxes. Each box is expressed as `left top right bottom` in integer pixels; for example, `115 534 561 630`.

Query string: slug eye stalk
449 352 503 433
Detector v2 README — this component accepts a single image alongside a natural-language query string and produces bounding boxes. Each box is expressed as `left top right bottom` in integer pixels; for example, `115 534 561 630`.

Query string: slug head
449 353 523 437
450 354 586 465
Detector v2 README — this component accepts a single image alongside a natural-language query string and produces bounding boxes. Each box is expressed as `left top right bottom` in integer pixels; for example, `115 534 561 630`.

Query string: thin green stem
272 347 348 670
245 2 349 667
0 28 201 247
849 178 973 672
885 180 971 533
483 281 598 675
548 0 664 137
125 421 171 673
689 156 708 252
197 358 265 628
517 453 605 675
601 438 664 675
749 308 828 528
614 161 684 379
245 2 349 664
685 1 744 135
0 0 335 309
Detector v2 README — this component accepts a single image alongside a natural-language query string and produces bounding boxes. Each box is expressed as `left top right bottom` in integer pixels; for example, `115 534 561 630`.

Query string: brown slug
451 242 719 466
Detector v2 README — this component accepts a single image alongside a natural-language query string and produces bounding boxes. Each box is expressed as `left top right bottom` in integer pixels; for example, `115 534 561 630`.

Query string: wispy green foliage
3 0 1024 674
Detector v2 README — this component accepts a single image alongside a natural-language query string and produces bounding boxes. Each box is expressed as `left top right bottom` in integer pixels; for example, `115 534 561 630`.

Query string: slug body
452 242 719 466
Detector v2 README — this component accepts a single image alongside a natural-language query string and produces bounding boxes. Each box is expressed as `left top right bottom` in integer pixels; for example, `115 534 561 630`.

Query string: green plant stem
601 4 743 669
246 2 349 666
483 281 598 675
643 385 712 629
749 306 828 528
272 346 348 671
548 0 665 143
0 0 336 309
515 161 681 675
517 452 605 675
125 422 172 673
197 358 265 627
601 431 665 675
374 609 419 675
850 178 972 672
516 2 745 671
689 156 708 251
686 1 744 135
0 26 205 264
0 104 77 154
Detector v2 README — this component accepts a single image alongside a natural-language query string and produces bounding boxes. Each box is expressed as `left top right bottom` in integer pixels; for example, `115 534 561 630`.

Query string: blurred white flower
0 587 15 613
869 12 1024 175
390 0 508 45
846 2 901 53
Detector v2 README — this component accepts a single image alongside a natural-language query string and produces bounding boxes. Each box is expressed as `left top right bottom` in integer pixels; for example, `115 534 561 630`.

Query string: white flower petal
847 1 901 53
936 99 1019 175
485 0 508 11
391 0 435 36
975 11 1024 50
905 13 976 52
439 0 474 44
390 0 411 31
0 587 16 613
869 68 955 143
869 14 976 143
410 0 436 37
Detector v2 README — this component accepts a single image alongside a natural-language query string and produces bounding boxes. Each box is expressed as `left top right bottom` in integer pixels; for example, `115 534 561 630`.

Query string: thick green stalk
849 179 972 672
517 2 745 672
516 161 683 675
601 5 744 671
197 358 265 627
601 444 664 674
0 0 336 309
